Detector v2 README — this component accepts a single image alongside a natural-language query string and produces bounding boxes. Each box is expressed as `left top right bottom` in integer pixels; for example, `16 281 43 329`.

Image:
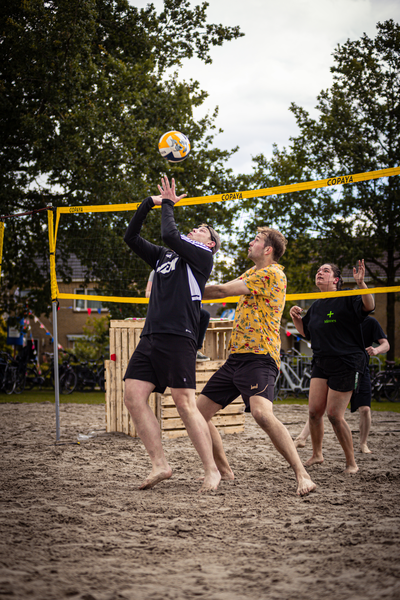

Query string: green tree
72 314 110 361
0 0 243 319
232 20 400 356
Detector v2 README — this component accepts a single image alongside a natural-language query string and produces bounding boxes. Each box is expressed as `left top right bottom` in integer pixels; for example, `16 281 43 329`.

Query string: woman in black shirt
290 260 374 474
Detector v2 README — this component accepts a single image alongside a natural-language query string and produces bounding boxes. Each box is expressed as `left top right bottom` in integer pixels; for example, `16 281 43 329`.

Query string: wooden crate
105 319 244 439
203 319 233 361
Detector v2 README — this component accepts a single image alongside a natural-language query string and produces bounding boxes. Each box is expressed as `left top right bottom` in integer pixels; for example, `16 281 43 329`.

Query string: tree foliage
72 314 110 361
230 20 400 353
0 0 243 319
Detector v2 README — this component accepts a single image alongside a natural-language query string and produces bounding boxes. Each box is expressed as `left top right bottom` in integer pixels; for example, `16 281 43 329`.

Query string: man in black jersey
123 176 222 492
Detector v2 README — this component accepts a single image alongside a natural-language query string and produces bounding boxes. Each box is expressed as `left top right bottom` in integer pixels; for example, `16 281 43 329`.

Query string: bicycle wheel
4 368 16 395
60 370 78 395
300 372 311 397
384 373 400 402
14 370 26 394
24 367 35 390
371 372 386 402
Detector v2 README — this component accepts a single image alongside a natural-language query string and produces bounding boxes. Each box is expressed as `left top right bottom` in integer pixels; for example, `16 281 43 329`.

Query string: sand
1 401 400 600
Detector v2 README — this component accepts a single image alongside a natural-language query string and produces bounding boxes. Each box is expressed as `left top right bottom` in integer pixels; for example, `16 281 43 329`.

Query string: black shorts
311 356 360 393
201 353 278 413
124 334 197 393
350 367 371 412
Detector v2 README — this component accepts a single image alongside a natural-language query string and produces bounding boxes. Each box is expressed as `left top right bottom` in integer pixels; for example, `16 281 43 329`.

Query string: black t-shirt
361 316 387 348
302 295 370 370
124 197 214 343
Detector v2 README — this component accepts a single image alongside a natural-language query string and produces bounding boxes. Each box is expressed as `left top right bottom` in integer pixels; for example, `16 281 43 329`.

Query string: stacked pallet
105 319 245 439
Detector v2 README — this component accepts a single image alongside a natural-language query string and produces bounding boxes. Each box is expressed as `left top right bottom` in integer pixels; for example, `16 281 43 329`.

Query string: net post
0 221 4 281
52 300 60 441
47 205 61 441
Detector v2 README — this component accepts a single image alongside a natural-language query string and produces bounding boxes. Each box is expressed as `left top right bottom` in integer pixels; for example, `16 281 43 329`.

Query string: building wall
29 282 108 361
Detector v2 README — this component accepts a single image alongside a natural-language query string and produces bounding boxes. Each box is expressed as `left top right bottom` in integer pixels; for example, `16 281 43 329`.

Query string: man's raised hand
157 176 187 205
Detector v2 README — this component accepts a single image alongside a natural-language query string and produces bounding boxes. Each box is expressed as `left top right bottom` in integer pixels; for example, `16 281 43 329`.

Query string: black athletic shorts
201 353 278 413
350 366 371 412
311 356 361 393
123 334 197 393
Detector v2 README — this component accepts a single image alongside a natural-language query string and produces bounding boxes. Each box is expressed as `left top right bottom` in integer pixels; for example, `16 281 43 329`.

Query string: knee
327 411 342 427
124 392 134 411
309 408 324 422
175 397 195 419
359 406 370 416
251 406 273 430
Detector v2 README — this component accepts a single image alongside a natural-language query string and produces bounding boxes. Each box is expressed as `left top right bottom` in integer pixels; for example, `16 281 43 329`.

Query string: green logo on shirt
327 311 334 318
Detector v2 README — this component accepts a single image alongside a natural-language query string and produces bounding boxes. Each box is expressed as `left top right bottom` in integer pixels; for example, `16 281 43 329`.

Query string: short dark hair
257 227 287 261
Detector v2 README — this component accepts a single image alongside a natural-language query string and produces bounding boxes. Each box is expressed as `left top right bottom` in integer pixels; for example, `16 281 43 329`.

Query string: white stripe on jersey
180 234 212 253
186 264 202 301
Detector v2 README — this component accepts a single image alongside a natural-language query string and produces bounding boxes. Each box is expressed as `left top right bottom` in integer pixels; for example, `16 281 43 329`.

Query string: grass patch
0 389 105 405
275 395 400 413
1 391 400 413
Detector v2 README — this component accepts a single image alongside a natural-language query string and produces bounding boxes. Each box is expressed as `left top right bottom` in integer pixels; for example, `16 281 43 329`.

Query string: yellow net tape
57 285 400 305
0 222 4 281
57 166 400 214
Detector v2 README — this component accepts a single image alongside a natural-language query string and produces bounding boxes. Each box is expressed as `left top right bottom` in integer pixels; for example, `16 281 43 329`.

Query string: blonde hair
257 227 287 261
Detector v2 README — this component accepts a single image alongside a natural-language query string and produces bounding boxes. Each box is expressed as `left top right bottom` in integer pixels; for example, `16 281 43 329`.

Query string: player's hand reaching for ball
157 176 187 205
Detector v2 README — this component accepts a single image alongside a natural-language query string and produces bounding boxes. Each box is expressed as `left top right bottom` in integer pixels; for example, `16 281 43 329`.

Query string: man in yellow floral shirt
197 227 316 496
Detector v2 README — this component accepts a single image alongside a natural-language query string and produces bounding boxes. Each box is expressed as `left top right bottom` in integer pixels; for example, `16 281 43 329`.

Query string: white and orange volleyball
158 130 191 163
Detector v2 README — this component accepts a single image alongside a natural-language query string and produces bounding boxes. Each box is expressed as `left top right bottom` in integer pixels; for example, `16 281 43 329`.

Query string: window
74 289 106 311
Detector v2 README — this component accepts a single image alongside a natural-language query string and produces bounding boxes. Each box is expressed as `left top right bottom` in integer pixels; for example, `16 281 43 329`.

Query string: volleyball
158 130 191 163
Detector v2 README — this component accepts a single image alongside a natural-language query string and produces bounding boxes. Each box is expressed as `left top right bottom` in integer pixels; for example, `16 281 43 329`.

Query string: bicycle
371 361 400 402
24 352 77 394
59 353 78 395
0 352 17 395
70 354 104 392
274 350 311 400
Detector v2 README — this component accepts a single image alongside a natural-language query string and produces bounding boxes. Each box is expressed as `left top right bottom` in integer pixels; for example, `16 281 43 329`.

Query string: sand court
1 401 400 600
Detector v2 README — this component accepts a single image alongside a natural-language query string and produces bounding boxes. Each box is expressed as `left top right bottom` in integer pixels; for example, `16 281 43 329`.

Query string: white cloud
131 0 400 174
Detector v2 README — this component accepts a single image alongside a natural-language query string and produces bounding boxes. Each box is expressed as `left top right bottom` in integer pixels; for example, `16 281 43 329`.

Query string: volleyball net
48 165 400 307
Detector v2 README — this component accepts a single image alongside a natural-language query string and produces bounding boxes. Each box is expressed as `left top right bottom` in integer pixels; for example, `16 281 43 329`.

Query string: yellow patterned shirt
228 263 286 368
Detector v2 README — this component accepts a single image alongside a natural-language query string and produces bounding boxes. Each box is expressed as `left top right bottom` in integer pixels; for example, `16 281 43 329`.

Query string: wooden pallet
105 321 244 439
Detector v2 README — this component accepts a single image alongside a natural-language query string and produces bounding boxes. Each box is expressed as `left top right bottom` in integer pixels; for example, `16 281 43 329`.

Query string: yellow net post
47 207 61 441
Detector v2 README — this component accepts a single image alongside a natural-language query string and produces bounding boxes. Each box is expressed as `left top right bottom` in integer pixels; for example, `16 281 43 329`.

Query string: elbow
161 230 175 247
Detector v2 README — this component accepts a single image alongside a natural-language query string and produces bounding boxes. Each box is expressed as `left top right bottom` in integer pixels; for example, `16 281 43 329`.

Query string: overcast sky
133 0 400 175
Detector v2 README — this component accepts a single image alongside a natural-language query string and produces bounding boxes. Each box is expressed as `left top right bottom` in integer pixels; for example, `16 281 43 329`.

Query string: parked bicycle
274 350 312 400
371 361 400 402
24 352 78 394
70 355 104 392
0 352 18 394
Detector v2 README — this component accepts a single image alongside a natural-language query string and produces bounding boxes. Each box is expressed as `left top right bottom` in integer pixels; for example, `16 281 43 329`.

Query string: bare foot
345 464 359 474
294 437 307 449
360 443 372 454
139 467 172 490
296 476 317 496
198 469 221 493
304 454 324 467
197 467 235 482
